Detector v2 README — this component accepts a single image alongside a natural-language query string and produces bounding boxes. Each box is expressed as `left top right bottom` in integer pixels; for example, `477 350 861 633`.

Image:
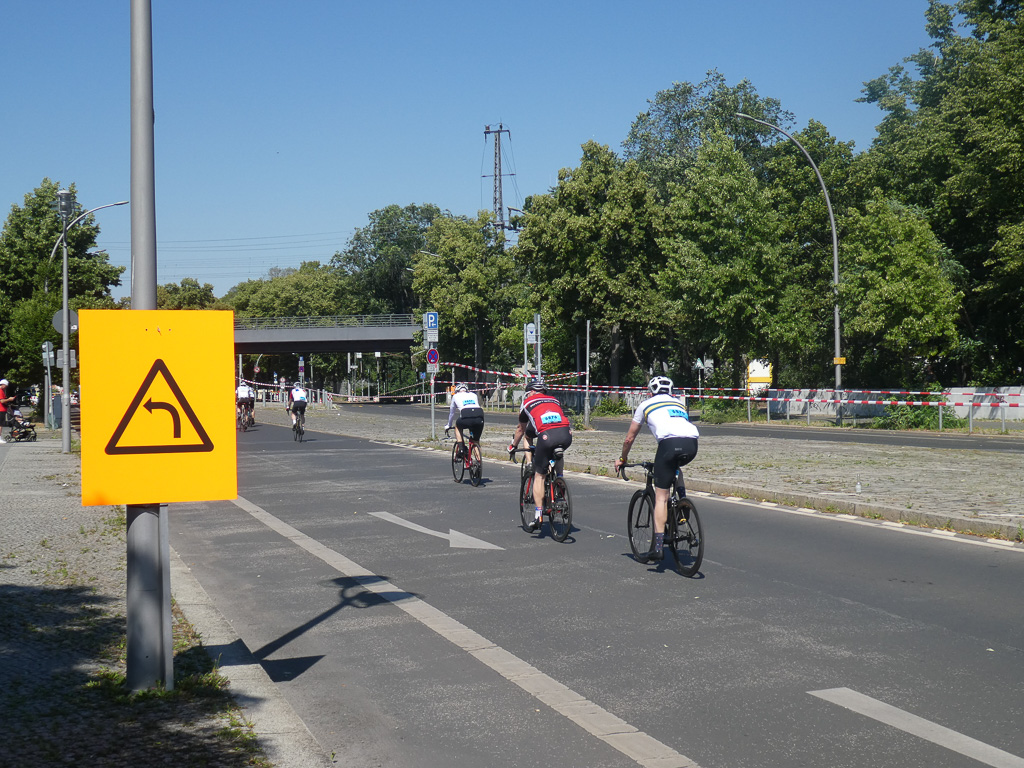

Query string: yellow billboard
80 310 236 506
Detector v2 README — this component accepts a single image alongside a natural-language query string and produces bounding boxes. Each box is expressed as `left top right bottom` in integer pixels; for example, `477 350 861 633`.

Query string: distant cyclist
445 383 484 459
288 381 308 427
614 376 699 560
508 379 572 531
236 381 255 422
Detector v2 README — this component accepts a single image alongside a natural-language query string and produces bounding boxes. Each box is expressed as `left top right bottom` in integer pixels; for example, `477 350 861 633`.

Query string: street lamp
735 113 842 389
50 193 130 453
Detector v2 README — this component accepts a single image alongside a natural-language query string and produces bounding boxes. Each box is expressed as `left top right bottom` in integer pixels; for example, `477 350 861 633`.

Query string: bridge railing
234 314 418 330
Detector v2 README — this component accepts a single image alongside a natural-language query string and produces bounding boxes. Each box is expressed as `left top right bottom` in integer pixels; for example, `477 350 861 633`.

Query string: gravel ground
0 434 269 768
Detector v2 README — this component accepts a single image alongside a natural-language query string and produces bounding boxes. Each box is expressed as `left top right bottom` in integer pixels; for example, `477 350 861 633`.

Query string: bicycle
236 402 254 432
620 461 704 576
291 408 305 442
447 428 483 486
512 446 572 542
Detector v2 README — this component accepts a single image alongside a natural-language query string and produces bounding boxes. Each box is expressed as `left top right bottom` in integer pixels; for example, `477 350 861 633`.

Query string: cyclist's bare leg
454 424 465 452
653 486 671 536
532 469 546 512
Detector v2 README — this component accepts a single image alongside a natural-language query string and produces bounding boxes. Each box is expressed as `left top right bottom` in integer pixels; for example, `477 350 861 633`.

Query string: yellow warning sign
80 310 236 506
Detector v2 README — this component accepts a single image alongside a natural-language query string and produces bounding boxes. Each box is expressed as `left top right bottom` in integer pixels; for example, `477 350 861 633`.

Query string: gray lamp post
50 195 130 453
735 113 842 389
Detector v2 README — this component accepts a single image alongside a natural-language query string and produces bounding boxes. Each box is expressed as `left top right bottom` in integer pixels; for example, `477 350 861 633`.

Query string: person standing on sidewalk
614 377 699 560
0 378 14 443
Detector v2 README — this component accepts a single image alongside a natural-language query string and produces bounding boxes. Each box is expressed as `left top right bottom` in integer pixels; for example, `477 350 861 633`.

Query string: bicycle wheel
292 421 299 441
549 476 572 542
627 490 656 563
237 411 244 432
451 441 465 483
519 473 534 531
469 443 483 486
669 498 704 577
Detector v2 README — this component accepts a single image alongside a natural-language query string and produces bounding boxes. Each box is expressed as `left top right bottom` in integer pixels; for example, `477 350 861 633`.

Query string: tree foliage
0 179 124 384
514 142 667 384
857 0 1024 382
332 203 441 314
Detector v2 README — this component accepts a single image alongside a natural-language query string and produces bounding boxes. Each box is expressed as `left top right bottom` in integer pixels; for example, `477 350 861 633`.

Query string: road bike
620 461 704 576
236 402 254 432
512 446 572 542
447 428 483 486
291 409 305 442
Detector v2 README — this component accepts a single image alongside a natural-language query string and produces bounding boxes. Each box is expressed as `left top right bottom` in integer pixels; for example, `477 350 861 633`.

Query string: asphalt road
170 423 1024 768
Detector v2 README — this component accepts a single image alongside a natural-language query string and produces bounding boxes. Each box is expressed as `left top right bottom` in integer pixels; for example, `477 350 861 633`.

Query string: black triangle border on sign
105 358 215 455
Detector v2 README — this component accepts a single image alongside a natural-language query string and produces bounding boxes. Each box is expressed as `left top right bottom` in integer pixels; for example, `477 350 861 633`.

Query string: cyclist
445 383 484 459
614 376 699 560
288 381 308 427
508 379 573 531
235 380 255 423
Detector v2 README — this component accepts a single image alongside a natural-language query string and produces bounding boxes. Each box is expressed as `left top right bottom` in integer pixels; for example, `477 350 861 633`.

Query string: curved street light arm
49 200 130 262
735 113 842 388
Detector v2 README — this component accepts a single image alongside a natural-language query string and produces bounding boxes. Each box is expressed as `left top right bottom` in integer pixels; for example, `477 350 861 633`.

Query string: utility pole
483 124 513 232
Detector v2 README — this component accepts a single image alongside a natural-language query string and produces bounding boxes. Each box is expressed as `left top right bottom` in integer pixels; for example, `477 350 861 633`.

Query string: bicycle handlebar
617 461 653 482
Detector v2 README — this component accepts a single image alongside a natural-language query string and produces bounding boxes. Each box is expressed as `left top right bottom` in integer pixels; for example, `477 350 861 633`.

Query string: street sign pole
127 0 171 692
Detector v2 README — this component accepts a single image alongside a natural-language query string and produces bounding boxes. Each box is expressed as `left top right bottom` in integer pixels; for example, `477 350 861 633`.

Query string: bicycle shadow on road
617 552 705 579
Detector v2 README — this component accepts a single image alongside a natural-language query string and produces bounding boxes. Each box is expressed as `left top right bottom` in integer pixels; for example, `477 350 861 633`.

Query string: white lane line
232 495 701 768
810 687 1024 768
370 510 504 550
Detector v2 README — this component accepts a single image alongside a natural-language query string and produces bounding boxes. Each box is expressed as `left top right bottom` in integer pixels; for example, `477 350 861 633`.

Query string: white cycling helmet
455 383 468 393
648 376 673 396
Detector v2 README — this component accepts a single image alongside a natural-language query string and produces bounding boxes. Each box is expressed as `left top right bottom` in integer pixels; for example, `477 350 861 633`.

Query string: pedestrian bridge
234 314 420 354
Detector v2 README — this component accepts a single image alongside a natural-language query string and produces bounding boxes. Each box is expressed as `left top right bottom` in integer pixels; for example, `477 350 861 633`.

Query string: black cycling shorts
534 426 572 475
290 401 307 416
456 415 485 441
652 436 698 489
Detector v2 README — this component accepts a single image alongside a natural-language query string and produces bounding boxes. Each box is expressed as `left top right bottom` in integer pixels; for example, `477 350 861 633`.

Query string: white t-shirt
236 384 252 399
631 394 699 441
290 387 308 403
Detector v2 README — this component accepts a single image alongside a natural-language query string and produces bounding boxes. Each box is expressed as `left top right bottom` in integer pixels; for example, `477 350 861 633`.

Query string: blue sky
2 1 932 300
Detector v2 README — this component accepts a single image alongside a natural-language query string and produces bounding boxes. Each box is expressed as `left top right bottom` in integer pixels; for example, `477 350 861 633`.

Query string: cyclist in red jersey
508 379 573 530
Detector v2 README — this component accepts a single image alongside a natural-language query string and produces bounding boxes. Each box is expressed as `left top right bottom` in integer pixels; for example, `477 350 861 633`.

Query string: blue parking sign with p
424 311 439 329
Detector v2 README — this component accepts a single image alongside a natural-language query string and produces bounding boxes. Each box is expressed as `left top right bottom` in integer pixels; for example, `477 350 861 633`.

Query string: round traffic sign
254 366 260 374
426 348 439 365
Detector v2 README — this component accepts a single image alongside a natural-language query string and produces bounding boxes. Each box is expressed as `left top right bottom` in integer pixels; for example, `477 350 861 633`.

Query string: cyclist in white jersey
614 376 699 559
445 384 485 458
288 383 308 426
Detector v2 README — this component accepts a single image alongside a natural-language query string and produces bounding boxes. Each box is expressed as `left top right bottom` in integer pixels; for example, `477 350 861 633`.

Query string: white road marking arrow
370 511 504 550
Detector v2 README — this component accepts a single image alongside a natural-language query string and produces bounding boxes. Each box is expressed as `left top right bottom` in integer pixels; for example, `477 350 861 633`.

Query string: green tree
332 203 442 314
223 261 354 318
623 70 795 199
658 131 788 388
856 0 1024 381
413 212 509 374
761 121 860 386
513 142 666 385
0 179 124 383
157 277 217 309
839 193 962 385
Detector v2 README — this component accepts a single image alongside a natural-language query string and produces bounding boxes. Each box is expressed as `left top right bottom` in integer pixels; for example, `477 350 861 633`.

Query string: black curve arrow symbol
144 398 181 438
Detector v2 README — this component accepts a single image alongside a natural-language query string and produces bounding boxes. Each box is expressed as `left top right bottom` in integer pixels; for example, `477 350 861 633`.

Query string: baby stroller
8 407 37 442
